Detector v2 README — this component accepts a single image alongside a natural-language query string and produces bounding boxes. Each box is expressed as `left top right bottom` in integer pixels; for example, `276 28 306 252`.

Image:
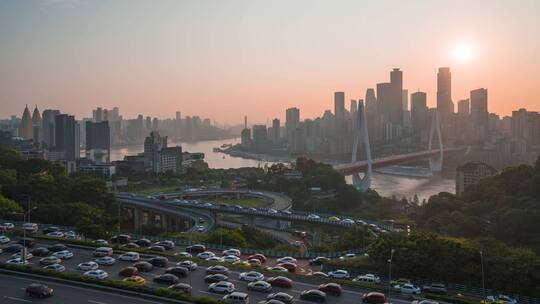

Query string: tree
0 195 23 217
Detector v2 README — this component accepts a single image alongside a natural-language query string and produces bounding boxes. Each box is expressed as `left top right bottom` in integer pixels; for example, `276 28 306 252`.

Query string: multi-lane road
0 238 416 304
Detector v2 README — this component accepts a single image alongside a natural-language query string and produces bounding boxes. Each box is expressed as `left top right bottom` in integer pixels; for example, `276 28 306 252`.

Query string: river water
111 138 454 201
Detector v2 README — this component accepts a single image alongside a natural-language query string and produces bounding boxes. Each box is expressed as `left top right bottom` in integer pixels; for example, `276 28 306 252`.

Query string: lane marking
88 300 107 304
3 296 32 303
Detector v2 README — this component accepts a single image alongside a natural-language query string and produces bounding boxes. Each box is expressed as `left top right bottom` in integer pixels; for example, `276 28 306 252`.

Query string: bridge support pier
428 109 444 173
351 101 372 191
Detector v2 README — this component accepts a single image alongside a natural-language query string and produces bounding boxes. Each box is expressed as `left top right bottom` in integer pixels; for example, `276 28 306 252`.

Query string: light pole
21 206 38 264
387 248 395 298
480 250 486 299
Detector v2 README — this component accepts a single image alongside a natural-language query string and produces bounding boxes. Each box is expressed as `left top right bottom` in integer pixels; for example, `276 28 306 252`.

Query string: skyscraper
19 105 33 140
410 91 428 143
457 99 470 115
55 114 77 160
350 100 358 115
31 106 42 143
437 67 454 119
470 88 488 141
334 92 345 122
42 109 60 148
86 121 111 164
285 107 300 145
272 118 280 143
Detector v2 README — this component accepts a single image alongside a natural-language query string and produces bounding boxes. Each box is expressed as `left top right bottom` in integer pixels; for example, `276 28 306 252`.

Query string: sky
1 0 539 124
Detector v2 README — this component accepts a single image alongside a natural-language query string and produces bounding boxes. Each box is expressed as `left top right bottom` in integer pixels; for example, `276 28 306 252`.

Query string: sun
453 44 475 62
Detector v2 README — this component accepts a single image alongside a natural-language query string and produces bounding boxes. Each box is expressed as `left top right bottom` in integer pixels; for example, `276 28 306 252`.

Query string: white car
197 251 216 259
12 252 33 260
78 261 99 271
222 249 241 256
0 235 10 244
339 253 356 260
44 263 66 272
277 256 297 264
83 269 108 280
328 269 350 279
207 256 224 262
64 231 81 240
46 231 65 238
95 256 116 265
268 208 278 214
307 214 320 220
341 218 356 225
6 258 29 265
118 252 140 261
239 271 264 282
209 281 235 294
3 223 14 229
176 260 198 271
267 266 289 272
223 255 240 263
175 251 192 258
400 284 421 295
95 239 109 246
353 273 381 284
53 250 74 260
247 280 272 292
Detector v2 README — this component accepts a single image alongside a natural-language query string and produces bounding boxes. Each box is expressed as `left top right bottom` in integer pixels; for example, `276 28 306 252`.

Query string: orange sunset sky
1 0 539 124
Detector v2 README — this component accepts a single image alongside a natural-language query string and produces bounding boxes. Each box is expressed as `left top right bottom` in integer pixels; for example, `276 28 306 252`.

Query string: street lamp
20 206 38 264
387 248 395 298
480 250 486 299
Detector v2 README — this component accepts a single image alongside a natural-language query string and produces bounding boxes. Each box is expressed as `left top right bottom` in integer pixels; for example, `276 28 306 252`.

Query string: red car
267 276 293 288
248 253 267 264
318 283 342 296
362 292 386 304
276 262 297 273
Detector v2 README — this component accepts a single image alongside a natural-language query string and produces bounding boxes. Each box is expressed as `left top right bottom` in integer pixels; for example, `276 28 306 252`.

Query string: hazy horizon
1 0 539 124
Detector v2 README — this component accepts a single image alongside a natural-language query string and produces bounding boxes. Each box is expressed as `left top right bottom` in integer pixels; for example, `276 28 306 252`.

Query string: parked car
93 247 113 257
223 255 241 263
110 234 131 244
119 266 139 277
43 263 65 272
205 274 228 283
197 251 216 259
165 266 189 278
149 245 165 252
122 242 140 249
353 274 381 284
240 271 265 282
118 252 140 262
310 271 329 278
6 258 29 265
422 283 447 294
362 292 386 304
95 256 116 266
148 256 168 267
276 257 297 264
42 225 60 234
154 274 180 285
46 231 65 238
266 276 293 288
0 235 10 244
206 265 229 275
308 256 329 266
267 266 289 273
78 261 99 271
318 283 342 296
176 260 198 271
209 281 235 294
40 256 61 266
47 244 67 252
276 262 297 273
222 248 241 256
83 269 108 280
25 283 53 298
155 240 174 250
247 253 267 263
133 261 153 272
122 275 146 286
328 269 350 279
169 283 192 295
52 250 74 260
95 239 109 246
175 251 192 258
300 289 326 302
223 291 249 304
267 292 294 304
12 252 33 260
31 247 50 257
134 239 152 247
248 281 272 293
186 244 206 254
339 253 356 260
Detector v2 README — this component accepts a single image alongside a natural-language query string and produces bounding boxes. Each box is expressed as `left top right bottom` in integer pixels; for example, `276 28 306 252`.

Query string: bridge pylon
428 109 443 172
351 101 372 191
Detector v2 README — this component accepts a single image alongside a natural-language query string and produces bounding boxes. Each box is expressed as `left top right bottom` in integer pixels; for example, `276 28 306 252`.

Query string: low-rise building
456 162 498 195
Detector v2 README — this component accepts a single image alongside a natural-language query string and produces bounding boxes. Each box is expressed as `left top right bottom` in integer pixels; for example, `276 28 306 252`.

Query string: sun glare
453 44 475 62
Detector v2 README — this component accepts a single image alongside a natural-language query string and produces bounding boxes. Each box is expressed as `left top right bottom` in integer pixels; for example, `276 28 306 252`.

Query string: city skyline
1 0 539 123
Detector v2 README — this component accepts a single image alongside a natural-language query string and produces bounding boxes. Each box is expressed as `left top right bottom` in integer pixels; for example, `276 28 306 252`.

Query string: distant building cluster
236 67 540 167
455 162 498 195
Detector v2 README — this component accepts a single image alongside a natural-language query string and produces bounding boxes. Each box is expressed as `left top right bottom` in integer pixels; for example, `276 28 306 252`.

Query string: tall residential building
437 67 454 120
85 121 111 164
456 162 497 195
144 131 167 172
42 109 60 148
93 107 103 122
252 125 268 150
512 109 540 148
457 99 470 115
55 114 77 161
470 88 489 141
271 118 280 143
410 91 428 143
31 106 42 143
334 92 345 122
285 107 300 144
350 100 358 115
18 105 33 140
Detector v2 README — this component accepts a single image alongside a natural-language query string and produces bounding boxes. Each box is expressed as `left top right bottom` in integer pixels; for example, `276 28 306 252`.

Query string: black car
31 247 50 257
111 234 131 244
4 244 24 253
43 226 60 234
165 266 189 278
148 256 169 267
26 283 53 298
149 245 165 252
134 239 152 247
48 243 67 252
119 266 139 277
153 274 180 285
267 292 294 304
300 290 326 303
309 257 330 266
204 273 228 283
133 261 153 272
155 240 174 250
186 244 206 254
17 238 35 248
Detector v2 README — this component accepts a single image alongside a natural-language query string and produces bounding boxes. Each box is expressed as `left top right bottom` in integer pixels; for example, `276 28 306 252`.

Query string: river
111 138 454 201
